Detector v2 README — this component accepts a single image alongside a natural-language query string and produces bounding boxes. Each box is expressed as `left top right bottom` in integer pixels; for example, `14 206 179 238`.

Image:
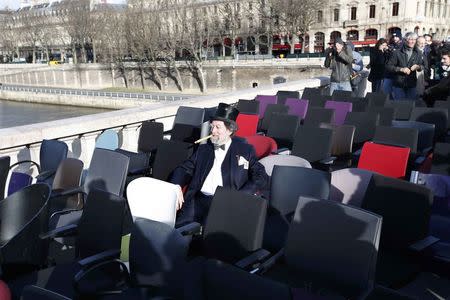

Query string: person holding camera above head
324 37 354 96
386 32 424 100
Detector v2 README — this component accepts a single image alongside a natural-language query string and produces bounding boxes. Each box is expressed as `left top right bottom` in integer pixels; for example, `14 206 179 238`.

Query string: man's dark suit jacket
170 138 268 224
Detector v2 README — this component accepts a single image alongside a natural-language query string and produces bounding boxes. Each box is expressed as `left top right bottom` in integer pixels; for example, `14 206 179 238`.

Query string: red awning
351 40 377 46
272 44 290 50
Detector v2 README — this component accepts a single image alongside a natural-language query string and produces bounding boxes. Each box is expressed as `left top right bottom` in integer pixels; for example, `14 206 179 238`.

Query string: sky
0 0 20 10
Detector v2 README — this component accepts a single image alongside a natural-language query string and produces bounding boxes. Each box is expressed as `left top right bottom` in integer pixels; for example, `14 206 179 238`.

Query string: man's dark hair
442 49 450 57
424 34 432 39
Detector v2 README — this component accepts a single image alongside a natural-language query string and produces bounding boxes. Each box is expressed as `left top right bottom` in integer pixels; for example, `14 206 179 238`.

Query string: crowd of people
324 32 450 105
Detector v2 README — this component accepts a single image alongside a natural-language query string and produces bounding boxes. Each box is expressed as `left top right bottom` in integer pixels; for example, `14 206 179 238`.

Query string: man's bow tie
214 144 226 151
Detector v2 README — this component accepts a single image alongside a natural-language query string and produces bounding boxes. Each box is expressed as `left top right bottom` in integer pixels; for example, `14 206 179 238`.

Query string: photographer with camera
324 37 354 96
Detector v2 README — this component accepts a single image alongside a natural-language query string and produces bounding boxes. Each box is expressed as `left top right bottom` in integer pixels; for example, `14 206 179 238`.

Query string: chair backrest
330 168 375 207
21 286 70 300
76 189 126 259
371 107 395 126
357 142 410 178
285 98 309 119
244 135 277 159
361 173 432 251
325 100 353 125
153 140 193 181
203 187 267 263
0 156 10 200
271 166 330 216
276 90 300 105
291 126 333 163
434 100 450 128
203 106 218 123
235 113 259 137
137 121 164 153
0 183 51 267
409 107 448 139
266 114 299 149
174 106 205 127
366 92 388 107
236 99 260 115
170 123 201 144
259 104 288 132
7 172 33 196
84 148 129 197
129 218 188 292
344 111 380 144
52 158 84 209
308 95 330 108
301 87 322 100
391 121 435 153
303 107 335 127
95 129 119 150
255 95 277 118
332 90 353 101
260 153 310 175
431 142 450 175
373 126 418 154
39 139 68 174
127 177 178 227
321 124 355 156
285 196 382 296
385 100 415 120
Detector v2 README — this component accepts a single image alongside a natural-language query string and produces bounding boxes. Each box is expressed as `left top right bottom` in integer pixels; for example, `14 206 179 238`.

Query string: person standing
368 38 388 92
383 32 403 98
324 37 354 95
423 49 450 106
170 103 268 226
416 36 427 96
386 32 424 100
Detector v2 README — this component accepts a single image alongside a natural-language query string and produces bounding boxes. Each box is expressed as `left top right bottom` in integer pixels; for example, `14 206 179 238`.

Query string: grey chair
373 126 419 155
291 126 333 164
303 107 335 127
392 121 435 154
366 91 389 107
371 107 395 126
385 100 415 120
266 114 299 149
261 196 382 299
409 107 448 141
345 111 380 146
258 104 288 133
330 168 375 207
237 99 259 115
258 154 311 177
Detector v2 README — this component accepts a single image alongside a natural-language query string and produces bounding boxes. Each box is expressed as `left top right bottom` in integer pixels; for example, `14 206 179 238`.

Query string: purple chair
7 172 33 196
325 100 353 125
285 98 309 120
255 95 277 119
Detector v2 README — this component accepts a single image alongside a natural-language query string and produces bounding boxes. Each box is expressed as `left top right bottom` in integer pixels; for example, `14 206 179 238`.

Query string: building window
369 5 376 18
334 8 339 21
351 7 357 20
317 10 323 22
249 2 252 10
392 2 399 16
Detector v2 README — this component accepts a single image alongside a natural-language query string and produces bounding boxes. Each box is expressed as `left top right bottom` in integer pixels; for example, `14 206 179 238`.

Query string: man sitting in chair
170 103 268 226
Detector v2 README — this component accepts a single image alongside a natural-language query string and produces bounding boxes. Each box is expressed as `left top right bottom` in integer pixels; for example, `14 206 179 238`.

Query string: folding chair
255 95 277 119
258 104 288 133
266 114 299 149
302 107 335 127
276 90 299 105
95 129 119 150
235 113 259 138
291 126 334 165
284 98 309 120
325 100 353 125
236 99 259 115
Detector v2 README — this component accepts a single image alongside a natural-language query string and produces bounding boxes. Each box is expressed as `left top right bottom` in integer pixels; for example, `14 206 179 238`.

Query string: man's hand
175 185 184 211
335 43 343 53
401 67 411 75
410 64 420 72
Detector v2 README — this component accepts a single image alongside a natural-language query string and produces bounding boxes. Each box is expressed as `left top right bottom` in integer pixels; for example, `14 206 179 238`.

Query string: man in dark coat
386 32 425 100
170 103 268 226
423 49 450 106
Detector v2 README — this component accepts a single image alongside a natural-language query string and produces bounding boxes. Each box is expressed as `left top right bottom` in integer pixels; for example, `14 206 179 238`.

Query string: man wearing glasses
170 103 268 226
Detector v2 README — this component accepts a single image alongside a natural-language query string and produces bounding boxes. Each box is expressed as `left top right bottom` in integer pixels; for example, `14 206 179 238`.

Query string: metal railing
0 84 191 102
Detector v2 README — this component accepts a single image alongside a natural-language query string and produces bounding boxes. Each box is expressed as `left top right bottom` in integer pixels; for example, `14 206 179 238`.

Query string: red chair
0 281 11 300
357 142 410 179
245 135 278 159
236 114 259 137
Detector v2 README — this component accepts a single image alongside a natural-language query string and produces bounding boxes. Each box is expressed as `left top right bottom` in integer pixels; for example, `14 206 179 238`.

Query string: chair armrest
274 148 290 155
78 249 121 269
36 169 56 182
409 235 440 252
177 222 202 236
421 147 433 156
9 160 41 173
319 156 336 165
235 249 270 270
252 248 284 274
414 155 426 166
50 187 85 199
39 224 78 240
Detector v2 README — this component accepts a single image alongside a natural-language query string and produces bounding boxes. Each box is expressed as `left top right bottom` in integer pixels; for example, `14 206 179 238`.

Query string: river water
0 100 113 129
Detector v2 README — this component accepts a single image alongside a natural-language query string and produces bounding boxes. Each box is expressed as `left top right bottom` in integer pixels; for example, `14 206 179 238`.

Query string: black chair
0 184 51 280
152 140 193 182
276 90 299 105
434 100 450 129
373 126 419 155
260 196 382 299
308 94 330 108
301 87 322 101
266 114 299 149
392 121 435 154
332 90 353 101
371 107 395 126
9 139 68 186
174 106 205 127
258 104 288 133
263 166 330 252
291 126 334 165
385 100 415 120
115 121 164 176
203 106 218 123
170 123 201 144
0 156 10 200
302 107 335 127
431 143 450 175
344 111 380 147
366 91 389 107
348 97 370 112
409 107 449 141
21 285 71 300
9 189 127 299
236 99 259 115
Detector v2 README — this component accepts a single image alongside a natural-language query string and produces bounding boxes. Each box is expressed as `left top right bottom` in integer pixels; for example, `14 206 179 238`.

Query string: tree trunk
198 65 206 93
92 42 97 63
32 48 36 64
174 64 184 91
81 44 87 63
153 66 163 90
139 64 145 89
72 45 78 64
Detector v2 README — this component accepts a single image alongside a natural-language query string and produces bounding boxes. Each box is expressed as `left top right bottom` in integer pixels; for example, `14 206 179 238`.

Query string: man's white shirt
200 139 232 196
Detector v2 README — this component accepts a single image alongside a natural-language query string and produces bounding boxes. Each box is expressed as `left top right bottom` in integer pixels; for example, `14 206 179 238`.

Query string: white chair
258 154 311 176
127 177 179 227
